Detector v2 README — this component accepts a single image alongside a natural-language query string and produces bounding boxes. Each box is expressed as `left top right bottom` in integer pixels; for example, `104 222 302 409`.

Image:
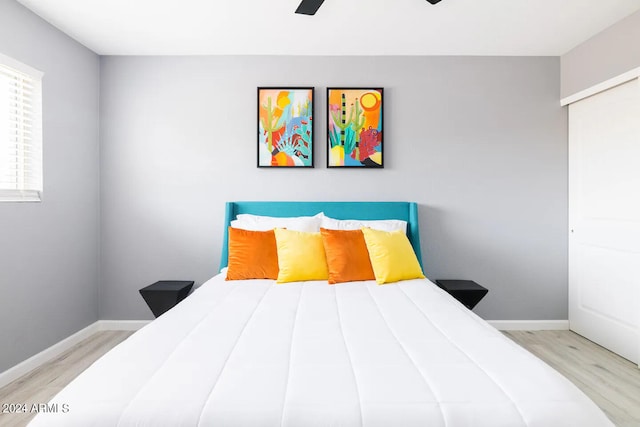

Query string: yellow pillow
361 228 425 284
273 228 329 283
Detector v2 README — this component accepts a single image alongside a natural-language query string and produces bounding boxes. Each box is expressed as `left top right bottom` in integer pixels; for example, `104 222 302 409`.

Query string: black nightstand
139 280 194 318
435 280 488 310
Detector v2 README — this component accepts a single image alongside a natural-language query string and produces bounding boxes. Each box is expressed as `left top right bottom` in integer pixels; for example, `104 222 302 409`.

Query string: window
0 53 43 202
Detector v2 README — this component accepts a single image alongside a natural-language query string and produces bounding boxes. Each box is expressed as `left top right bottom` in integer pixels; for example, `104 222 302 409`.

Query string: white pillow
320 215 407 233
231 212 323 232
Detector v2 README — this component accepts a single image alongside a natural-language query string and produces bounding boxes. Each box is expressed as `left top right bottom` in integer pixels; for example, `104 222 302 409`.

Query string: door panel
578 245 636 328
569 78 640 364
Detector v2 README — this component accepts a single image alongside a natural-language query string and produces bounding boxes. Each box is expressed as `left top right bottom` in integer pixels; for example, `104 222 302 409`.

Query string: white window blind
0 53 43 202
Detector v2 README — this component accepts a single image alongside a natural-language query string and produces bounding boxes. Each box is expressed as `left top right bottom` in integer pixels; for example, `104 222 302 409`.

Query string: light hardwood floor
0 330 638 426
0 331 132 427
505 330 640 427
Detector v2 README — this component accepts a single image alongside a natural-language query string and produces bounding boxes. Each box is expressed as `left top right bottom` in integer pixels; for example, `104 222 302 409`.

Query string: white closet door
569 78 640 365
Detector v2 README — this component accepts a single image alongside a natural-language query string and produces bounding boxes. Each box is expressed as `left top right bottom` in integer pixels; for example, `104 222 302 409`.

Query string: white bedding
30 275 612 427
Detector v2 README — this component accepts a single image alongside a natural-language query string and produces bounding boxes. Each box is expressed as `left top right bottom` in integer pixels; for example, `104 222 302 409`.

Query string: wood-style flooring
505 330 640 427
0 331 132 427
0 330 638 426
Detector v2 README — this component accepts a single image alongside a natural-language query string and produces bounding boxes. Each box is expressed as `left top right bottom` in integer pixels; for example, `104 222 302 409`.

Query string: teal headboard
220 201 422 270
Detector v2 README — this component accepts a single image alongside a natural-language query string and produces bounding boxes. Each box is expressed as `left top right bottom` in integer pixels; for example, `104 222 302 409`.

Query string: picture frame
257 87 314 168
327 87 383 168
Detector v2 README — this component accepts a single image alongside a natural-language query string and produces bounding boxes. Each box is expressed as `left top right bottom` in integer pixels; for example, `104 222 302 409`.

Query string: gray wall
0 0 100 372
100 55 567 321
561 10 640 99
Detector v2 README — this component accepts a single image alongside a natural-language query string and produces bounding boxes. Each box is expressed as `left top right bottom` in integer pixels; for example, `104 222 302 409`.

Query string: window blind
0 53 43 202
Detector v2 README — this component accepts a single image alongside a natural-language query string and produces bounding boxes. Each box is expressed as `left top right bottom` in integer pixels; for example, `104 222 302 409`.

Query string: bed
30 201 613 426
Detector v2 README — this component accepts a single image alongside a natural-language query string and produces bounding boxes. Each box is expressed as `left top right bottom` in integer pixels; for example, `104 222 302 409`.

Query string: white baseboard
0 320 151 389
96 320 151 331
0 322 99 389
488 320 569 331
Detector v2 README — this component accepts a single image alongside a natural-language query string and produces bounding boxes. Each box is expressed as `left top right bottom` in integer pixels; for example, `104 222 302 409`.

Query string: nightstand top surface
140 280 194 292
435 279 487 292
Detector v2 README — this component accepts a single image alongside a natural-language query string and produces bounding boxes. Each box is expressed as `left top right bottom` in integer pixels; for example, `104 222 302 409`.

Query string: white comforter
30 275 613 426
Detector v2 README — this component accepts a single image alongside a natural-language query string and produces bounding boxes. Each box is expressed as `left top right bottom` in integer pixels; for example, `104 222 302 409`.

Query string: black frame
326 87 384 168
257 87 314 168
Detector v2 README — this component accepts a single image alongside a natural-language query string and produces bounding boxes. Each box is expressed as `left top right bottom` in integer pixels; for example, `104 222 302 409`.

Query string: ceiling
16 0 640 56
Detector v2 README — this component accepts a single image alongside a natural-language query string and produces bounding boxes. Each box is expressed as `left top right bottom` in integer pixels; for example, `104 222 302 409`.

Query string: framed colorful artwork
327 87 383 168
257 87 314 168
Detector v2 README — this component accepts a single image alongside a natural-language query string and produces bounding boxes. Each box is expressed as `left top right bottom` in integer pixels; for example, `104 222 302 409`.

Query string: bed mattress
30 275 613 426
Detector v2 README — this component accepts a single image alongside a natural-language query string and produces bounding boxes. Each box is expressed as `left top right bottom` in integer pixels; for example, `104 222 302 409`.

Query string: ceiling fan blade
295 0 325 15
426 0 443 4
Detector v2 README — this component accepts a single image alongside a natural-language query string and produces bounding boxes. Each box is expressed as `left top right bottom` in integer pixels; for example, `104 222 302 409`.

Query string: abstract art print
327 87 383 168
258 87 314 168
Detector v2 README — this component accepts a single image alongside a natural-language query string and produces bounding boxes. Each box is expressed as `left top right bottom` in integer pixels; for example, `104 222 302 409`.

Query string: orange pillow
226 227 279 280
320 228 375 284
